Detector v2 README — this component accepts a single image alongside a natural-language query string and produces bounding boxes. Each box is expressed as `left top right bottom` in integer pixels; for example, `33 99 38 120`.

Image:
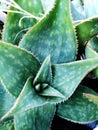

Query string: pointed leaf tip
19 0 77 63
0 41 40 97
52 58 98 100
33 55 52 86
39 85 65 98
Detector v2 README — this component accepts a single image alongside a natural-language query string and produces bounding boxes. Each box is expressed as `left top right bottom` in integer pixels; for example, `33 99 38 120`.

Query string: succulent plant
0 0 98 129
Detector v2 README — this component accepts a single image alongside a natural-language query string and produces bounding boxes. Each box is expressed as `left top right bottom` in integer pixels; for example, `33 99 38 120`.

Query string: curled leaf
76 17 98 46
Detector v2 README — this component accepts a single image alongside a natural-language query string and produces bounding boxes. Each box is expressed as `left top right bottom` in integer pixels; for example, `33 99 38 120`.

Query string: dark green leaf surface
39 85 65 98
19 0 77 64
3 0 44 45
0 120 14 130
0 41 40 97
85 45 98 59
57 86 98 123
83 93 98 106
0 77 61 120
0 81 15 118
3 57 98 119
14 103 56 130
87 36 98 52
33 55 52 86
85 43 98 78
33 56 64 97
76 17 98 46
52 58 98 100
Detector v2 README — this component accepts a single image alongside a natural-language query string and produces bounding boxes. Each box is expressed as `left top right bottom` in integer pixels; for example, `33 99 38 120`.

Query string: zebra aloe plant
0 0 98 129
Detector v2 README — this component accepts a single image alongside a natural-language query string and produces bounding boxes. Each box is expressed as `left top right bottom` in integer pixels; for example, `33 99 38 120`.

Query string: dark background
51 76 98 130
51 115 91 130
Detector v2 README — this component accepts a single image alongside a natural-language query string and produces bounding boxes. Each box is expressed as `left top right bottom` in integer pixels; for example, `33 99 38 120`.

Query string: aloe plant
0 0 98 129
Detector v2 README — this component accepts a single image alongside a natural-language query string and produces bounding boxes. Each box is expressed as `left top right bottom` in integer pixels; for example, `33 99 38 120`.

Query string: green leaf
39 85 65 98
14 103 56 130
19 0 77 64
2 57 98 120
33 55 52 86
0 77 61 120
33 56 64 97
0 120 14 130
0 41 40 97
85 43 98 78
76 17 98 46
85 45 98 59
57 86 98 123
52 58 98 100
3 0 44 45
0 81 15 118
86 36 98 53
83 93 98 106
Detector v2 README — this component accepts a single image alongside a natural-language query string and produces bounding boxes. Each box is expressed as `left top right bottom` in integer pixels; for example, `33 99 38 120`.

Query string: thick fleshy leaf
0 120 14 130
86 36 98 53
0 41 40 97
3 0 44 45
57 86 98 123
33 56 63 97
19 0 77 64
90 36 98 52
85 44 98 78
33 55 52 86
14 103 56 130
84 0 98 18
39 85 65 98
52 58 98 100
0 81 15 118
76 17 98 46
83 93 98 106
0 77 62 120
2 58 98 120
85 45 98 59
